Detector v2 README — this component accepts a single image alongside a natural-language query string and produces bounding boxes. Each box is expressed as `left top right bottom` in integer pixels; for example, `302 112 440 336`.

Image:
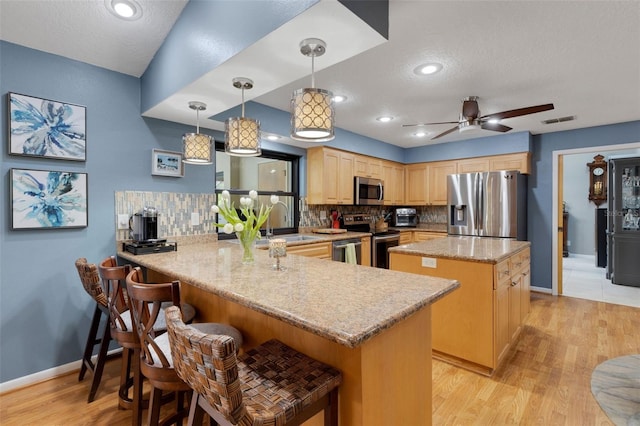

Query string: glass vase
236 231 256 265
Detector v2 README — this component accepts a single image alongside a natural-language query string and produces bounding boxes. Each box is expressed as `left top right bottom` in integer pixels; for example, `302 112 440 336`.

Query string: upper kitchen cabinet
405 163 429 205
355 155 382 179
307 147 354 205
489 152 530 174
428 161 458 205
457 153 530 174
382 160 405 205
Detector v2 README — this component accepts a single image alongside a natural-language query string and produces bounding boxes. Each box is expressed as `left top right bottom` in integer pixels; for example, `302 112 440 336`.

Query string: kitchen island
118 239 459 426
389 236 531 376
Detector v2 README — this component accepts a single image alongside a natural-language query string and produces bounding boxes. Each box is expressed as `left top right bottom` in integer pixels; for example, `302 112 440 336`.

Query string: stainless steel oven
372 231 400 269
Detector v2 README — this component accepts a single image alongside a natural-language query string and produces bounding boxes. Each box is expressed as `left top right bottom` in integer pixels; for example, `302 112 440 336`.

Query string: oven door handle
373 235 400 242
333 242 363 249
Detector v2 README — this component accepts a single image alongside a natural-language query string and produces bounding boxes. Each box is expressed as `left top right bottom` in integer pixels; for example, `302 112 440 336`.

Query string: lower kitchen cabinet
287 242 332 259
389 247 531 376
412 231 447 242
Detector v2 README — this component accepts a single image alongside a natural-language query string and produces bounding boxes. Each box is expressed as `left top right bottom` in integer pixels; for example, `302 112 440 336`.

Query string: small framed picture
152 149 184 177
8 92 87 161
10 168 88 230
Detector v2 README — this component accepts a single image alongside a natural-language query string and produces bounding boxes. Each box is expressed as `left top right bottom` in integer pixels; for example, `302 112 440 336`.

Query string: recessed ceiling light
332 95 347 103
413 131 429 137
265 134 281 141
413 62 443 76
105 0 142 20
376 116 394 123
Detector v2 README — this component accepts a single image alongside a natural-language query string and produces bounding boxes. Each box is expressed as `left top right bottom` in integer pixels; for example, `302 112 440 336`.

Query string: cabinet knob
511 281 517 286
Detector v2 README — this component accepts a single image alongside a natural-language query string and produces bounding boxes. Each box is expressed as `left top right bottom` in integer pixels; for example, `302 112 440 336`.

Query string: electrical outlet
191 212 200 226
319 210 326 220
117 214 129 230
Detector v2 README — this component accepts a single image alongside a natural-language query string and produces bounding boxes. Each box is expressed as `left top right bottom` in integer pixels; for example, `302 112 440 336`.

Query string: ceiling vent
541 115 576 125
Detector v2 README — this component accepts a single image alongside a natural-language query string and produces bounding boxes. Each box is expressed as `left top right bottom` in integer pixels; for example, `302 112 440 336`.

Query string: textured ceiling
1 0 639 148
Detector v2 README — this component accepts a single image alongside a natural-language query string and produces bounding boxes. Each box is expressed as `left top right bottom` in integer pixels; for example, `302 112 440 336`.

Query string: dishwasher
332 238 363 265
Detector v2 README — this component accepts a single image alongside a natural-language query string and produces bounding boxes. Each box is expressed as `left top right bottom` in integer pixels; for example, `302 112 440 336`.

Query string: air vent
541 115 576 125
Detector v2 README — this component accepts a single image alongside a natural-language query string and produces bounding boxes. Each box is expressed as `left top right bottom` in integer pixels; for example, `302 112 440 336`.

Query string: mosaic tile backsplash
114 191 447 240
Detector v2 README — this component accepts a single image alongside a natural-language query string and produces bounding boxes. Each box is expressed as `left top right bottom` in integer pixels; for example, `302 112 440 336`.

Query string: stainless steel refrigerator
607 157 640 287
447 171 527 240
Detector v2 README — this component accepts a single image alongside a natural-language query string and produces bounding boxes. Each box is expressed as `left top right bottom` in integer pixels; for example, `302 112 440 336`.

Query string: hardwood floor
1 293 638 425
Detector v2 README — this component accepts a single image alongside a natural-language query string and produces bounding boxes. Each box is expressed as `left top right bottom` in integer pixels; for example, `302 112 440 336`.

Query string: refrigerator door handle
476 174 483 234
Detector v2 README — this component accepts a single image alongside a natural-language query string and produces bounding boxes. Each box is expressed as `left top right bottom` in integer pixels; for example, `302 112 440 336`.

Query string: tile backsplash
114 191 447 240
115 191 216 240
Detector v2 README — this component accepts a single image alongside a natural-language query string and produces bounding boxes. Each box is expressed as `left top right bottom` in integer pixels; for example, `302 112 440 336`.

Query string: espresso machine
130 206 159 243
124 207 176 255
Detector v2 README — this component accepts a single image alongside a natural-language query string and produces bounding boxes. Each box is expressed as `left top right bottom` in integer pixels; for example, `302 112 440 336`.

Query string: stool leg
148 386 163 426
118 347 132 409
324 388 339 426
187 393 205 425
131 348 143 426
79 304 102 381
87 314 111 403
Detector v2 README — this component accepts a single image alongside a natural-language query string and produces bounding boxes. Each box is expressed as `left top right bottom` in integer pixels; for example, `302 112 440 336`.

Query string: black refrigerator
607 157 640 287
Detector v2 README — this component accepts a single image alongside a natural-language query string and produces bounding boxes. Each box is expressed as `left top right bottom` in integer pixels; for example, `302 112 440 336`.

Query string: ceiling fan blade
481 122 512 132
402 121 458 127
431 126 459 140
482 103 554 121
462 99 480 119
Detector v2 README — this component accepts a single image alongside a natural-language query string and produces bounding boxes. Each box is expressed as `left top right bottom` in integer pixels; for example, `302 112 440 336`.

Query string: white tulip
270 194 279 204
223 223 234 234
234 223 244 232
249 190 258 200
211 205 219 213
221 190 230 200
240 197 250 207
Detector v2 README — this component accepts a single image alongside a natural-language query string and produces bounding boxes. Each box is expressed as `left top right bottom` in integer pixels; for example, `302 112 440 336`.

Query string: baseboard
0 348 122 395
531 286 553 294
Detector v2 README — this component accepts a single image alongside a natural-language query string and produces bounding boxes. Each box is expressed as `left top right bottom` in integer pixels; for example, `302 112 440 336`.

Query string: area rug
591 354 640 425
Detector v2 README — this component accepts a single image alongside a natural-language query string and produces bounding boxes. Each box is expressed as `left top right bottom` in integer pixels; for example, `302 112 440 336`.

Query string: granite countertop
389 235 531 264
117 241 459 348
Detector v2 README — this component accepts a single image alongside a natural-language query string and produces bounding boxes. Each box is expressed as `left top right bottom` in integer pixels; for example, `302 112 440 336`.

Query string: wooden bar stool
75 258 113 403
98 256 143 424
165 306 342 426
126 267 243 426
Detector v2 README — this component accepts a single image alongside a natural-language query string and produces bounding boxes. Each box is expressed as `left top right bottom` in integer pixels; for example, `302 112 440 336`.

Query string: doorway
553 142 640 307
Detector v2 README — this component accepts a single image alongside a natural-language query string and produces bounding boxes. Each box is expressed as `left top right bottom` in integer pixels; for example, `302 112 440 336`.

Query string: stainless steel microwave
354 176 384 205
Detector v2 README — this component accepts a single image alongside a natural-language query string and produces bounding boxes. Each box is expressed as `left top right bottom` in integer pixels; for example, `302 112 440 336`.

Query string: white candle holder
269 238 287 271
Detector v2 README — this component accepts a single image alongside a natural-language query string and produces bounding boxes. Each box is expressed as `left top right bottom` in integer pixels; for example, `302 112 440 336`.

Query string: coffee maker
130 206 159 243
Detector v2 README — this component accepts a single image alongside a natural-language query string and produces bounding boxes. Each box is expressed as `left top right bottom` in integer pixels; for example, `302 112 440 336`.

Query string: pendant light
182 101 213 165
225 77 261 157
290 38 335 142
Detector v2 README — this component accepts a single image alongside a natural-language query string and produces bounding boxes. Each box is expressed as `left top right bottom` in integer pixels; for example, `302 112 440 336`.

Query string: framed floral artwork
10 168 88 230
8 92 87 161
151 149 184 177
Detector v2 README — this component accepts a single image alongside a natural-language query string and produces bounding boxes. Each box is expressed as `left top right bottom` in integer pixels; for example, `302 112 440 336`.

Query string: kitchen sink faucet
266 200 289 238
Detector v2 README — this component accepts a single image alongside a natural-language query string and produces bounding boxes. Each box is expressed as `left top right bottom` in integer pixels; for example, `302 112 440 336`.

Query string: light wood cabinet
398 232 413 245
307 147 354 205
427 161 457 205
360 236 371 266
457 157 490 173
412 231 447 242
355 155 382 179
287 242 332 259
381 160 405 205
405 163 428 205
489 152 530 174
389 247 531 376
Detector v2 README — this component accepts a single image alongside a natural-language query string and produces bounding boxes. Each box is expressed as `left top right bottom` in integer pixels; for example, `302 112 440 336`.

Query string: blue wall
529 121 640 289
0 41 217 382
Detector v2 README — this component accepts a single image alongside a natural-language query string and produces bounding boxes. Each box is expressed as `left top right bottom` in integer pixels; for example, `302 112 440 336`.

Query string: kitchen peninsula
118 239 459 426
389 236 531 376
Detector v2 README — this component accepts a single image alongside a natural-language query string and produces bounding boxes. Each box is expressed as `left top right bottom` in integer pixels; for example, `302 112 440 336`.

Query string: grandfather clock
587 154 607 206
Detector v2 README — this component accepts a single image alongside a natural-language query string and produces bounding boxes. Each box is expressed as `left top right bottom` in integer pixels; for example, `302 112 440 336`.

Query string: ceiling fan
403 96 554 140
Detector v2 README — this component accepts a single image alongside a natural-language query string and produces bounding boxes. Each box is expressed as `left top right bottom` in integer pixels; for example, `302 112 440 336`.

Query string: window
214 142 300 238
